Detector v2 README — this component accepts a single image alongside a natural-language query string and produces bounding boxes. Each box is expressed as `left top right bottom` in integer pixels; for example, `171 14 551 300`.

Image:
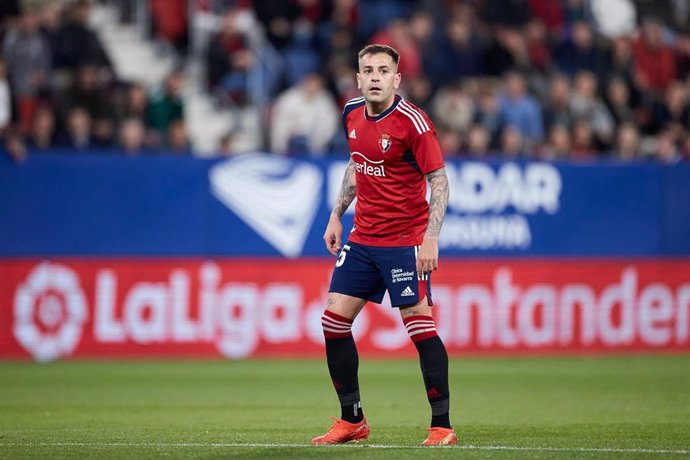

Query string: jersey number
335 244 351 267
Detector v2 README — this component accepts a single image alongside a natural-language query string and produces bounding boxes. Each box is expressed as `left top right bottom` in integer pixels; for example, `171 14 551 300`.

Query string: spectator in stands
434 15 484 87
60 65 112 122
465 124 491 158
676 35 690 81
270 73 338 155
633 17 677 94
92 117 115 148
654 129 681 164
650 81 690 138
562 0 587 25
483 27 529 76
408 11 441 80
500 125 526 157
370 18 421 79
498 71 544 146
147 70 185 139
2 10 51 134
117 83 149 123
528 0 565 35
606 36 636 86
167 119 191 154
150 0 188 55
119 118 146 155
681 136 690 161
554 21 602 78
205 9 252 106
540 123 571 160
26 106 56 150
253 0 305 51
405 74 433 113
604 76 636 125
614 122 641 161
431 82 474 135
569 71 614 147
2 127 26 163
0 58 9 135
59 107 92 150
543 73 573 132
570 117 598 158
474 86 502 147
525 19 552 74
327 59 360 105
437 129 462 158
51 0 112 71
37 2 64 48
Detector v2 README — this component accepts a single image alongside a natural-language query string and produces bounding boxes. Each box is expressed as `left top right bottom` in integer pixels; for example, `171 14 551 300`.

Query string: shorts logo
378 133 392 154
401 286 415 297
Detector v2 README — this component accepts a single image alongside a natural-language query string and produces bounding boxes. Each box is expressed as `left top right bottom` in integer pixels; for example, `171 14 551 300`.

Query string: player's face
356 53 401 106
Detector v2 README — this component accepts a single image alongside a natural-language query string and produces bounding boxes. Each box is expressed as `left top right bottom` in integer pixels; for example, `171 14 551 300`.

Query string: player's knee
321 310 353 339
403 314 438 343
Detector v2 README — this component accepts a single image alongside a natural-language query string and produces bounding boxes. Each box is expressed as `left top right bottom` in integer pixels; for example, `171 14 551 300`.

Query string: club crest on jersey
378 133 392 154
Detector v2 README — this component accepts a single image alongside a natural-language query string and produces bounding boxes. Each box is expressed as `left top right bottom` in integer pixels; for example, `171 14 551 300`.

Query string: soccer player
312 44 456 446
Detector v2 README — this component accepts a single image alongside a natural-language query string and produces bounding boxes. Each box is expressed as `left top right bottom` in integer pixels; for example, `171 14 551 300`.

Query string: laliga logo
210 154 323 258
13 262 88 362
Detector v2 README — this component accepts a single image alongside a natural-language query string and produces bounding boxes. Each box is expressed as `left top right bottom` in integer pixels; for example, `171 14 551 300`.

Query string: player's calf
403 314 453 431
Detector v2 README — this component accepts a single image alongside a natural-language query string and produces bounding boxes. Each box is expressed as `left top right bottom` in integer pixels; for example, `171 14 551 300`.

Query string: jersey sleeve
341 98 365 137
407 111 445 175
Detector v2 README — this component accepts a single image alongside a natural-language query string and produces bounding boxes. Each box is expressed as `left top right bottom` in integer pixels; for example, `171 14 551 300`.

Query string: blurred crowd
0 0 189 162
3 0 690 164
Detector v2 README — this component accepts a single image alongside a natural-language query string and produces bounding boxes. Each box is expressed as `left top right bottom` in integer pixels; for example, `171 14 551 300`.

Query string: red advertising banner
1 259 689 361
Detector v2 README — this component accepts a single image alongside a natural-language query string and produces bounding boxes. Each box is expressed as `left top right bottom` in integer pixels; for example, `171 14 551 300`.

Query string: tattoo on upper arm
332 159 357 218
425 168 449 238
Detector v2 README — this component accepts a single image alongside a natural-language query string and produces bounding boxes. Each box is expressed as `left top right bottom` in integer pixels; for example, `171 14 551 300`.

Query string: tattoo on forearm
332 159 357 218
425 168 449 238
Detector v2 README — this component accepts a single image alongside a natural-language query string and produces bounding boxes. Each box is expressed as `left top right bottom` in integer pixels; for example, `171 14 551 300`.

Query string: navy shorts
328 241 432 308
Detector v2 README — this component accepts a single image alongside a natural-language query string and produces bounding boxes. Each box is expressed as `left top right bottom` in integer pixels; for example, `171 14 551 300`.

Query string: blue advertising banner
0 152 688 257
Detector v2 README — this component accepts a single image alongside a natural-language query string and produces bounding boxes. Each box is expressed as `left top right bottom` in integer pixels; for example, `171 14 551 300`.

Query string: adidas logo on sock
401 286 414 297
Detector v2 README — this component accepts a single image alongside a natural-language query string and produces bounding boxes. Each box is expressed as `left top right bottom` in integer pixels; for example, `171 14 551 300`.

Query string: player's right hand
323 216 343 256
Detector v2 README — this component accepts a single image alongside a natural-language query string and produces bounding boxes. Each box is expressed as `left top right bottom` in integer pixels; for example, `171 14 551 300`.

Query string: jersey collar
364 94 402 122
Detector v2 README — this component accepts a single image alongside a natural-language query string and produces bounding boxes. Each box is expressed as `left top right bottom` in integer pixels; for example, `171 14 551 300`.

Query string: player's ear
356 73 362 89
394 72 401 89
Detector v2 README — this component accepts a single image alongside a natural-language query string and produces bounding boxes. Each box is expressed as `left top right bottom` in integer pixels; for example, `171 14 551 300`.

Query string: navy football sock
404 316 451 429
322 311 364 423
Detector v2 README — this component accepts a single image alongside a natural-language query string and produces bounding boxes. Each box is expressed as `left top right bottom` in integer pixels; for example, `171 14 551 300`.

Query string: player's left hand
417 236 439 276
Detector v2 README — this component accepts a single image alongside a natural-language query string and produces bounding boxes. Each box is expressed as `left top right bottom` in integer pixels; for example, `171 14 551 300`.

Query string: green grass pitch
1 356 689 459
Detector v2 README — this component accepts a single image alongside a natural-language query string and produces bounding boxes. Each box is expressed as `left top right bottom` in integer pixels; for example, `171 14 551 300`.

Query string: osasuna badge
378 133 392 154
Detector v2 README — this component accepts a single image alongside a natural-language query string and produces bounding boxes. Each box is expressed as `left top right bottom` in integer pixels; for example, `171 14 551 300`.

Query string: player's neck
365 95 396 117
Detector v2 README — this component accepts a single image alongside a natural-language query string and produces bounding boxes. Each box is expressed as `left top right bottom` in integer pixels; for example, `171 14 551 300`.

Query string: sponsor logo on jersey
378 133 392 153
349 129 357 139
210 155 323 258
351 152 386 177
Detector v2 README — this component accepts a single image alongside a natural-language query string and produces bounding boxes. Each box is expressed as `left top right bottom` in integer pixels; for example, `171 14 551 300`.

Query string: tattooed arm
425 168 449 238
323 159 357 256
417 167 449 274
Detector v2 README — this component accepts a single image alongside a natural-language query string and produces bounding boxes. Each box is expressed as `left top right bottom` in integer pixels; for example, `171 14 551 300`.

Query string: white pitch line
0 442 688 455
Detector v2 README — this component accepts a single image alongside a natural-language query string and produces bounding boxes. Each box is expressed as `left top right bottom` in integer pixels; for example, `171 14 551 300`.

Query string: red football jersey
342 95 445 247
